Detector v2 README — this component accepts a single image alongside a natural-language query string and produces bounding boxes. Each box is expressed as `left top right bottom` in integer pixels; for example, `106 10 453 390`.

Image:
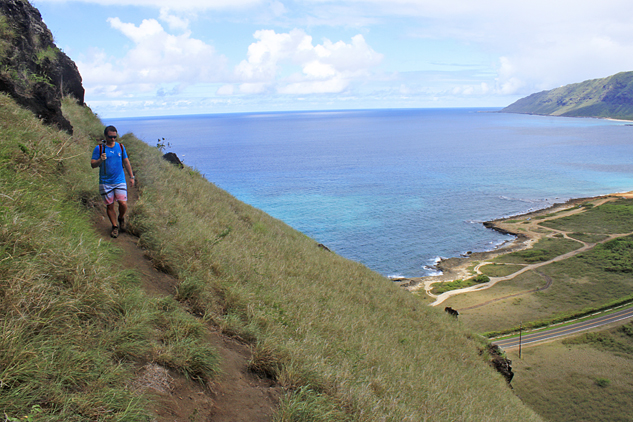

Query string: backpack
99 141 126 157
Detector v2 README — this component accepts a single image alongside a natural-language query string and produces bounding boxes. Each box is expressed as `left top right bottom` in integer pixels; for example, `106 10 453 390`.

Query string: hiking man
91 125 135 238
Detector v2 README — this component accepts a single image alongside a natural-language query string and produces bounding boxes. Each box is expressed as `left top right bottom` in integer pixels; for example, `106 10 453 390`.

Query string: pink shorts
99 183 127 205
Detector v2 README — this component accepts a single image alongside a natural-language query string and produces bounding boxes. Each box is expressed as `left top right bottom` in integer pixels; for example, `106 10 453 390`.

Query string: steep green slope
502 71 633 120
0 94 543 420
115 119 544 419
0 94 219 421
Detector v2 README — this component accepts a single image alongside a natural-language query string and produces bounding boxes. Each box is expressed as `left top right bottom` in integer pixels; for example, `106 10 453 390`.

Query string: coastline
394 192 633 293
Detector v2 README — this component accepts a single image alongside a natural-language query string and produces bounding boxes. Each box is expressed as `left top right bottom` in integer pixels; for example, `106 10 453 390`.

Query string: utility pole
519 322 522 359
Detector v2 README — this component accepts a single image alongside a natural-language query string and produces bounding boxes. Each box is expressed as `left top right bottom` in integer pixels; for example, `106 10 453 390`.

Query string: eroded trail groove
93 189 279 421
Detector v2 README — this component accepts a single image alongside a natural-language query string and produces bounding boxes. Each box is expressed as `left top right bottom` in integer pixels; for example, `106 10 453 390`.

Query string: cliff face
0 0 84 133
502 71 633 120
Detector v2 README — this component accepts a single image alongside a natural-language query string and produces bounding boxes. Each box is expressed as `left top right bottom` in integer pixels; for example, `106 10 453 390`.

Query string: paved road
493 306 633 350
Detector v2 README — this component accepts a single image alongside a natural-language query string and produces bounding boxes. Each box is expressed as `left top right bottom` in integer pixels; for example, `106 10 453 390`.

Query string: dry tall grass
0 95 219 421
115 110 543 420
0 93 543 420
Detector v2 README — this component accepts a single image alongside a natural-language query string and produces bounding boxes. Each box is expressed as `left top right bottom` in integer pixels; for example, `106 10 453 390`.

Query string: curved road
493 305 633 350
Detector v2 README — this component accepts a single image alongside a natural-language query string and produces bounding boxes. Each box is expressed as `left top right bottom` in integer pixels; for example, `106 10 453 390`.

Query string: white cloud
44 0 633 114
239 82 270 94
159 8 190 32
217 84 235 95
77 18 227 98
235 29 383 94
301 0 633 95
269 0 287 16
494 31 633 95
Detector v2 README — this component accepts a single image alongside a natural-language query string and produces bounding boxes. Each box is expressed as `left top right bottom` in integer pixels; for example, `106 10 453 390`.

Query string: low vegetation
494 235 582 264
432 274 490 294
564 321 633 356
479 263 524 277
442 197 633 336
510 323 633 422
540 199 633 234
582 235 633 273
0 94 543 420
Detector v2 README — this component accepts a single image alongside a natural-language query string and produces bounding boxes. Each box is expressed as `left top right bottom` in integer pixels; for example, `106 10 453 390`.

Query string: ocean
105 108 633 278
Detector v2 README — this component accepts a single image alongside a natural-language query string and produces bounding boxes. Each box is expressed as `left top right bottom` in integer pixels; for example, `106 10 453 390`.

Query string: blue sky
32 0 633 117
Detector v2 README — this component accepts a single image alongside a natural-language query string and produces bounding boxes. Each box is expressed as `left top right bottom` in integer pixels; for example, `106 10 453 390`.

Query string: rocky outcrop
487 345 514 385
162 152 184 168
0 0 84 133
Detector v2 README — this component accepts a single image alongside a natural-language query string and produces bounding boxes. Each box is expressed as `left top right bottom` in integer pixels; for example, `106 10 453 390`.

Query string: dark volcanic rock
162 152 184 168
487 345 514 384
0 0 84 133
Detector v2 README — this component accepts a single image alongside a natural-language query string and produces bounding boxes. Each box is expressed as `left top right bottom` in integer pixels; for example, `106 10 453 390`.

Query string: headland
394 192 633 296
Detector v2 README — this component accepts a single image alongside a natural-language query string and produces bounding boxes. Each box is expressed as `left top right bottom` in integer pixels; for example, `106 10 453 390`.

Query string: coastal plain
401 193 633 328
397 193 633 422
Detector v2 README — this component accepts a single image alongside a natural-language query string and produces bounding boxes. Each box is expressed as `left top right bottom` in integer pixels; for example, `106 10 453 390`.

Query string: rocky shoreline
394 195 610 292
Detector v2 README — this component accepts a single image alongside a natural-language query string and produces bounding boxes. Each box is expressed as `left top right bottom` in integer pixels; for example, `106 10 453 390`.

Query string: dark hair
104 125 118 136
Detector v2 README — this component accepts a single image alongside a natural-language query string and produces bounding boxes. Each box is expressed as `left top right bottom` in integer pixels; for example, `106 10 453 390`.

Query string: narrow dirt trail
92 187 280 421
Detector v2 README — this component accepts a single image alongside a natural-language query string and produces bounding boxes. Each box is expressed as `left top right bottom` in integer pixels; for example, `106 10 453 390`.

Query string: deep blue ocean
106 108 633 278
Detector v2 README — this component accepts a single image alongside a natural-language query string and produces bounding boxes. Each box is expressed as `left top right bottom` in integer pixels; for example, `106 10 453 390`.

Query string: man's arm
123 158 135 186
91 146 106 168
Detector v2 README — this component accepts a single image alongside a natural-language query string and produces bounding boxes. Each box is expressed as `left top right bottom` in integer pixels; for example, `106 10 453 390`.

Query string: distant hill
502 71 633 120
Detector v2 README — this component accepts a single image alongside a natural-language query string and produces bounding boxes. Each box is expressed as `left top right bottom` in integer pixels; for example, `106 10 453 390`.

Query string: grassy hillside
0 94 542 420
0 95 219 421
502 71 633 120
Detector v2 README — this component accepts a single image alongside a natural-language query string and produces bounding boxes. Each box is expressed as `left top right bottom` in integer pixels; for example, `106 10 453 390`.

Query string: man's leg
117 200 128 231
106 203 118 227
106 203 120 237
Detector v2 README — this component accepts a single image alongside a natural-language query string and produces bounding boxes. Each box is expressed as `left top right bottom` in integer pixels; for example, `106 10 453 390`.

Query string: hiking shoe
111 226 119 238
118 217 126 232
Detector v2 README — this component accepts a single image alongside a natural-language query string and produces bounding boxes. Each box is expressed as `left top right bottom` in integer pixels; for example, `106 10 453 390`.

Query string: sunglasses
107 135 117 139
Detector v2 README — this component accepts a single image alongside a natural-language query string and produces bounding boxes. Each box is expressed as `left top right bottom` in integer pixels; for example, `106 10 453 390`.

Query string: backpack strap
98 142 106 176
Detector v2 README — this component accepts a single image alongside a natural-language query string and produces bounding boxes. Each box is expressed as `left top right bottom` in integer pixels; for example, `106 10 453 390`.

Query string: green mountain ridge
502 71 633 120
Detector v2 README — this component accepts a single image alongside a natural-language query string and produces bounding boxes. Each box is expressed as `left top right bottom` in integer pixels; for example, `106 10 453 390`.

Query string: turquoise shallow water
106 108 633 277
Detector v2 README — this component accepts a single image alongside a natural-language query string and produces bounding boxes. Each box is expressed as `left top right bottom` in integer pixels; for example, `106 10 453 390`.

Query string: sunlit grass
0 94 542 421
0 95 219 420
494 235 583 264
511 326 633 422
115 113 542 420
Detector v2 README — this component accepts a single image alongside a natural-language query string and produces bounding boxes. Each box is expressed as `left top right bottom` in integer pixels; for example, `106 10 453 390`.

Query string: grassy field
444 271 547 333
510 322 633 422
431 274 489 294
0 94 543 421
442 209 633 332
493 235 583 264
446 251 633 334
437 198 633 421
479 263 525 277
540 199 633 234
